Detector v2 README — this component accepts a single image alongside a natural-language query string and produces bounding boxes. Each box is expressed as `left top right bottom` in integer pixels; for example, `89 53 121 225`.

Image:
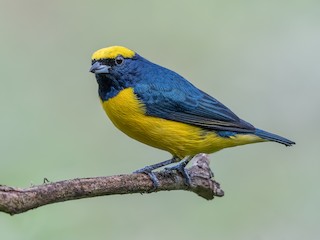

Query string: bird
89 45 295 187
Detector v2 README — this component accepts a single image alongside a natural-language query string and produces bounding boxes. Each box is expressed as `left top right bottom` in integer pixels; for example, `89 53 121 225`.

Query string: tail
254 128 295 146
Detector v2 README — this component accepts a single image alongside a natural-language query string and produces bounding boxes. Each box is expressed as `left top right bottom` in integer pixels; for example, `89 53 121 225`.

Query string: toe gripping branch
134 154 224 199
133 158 177 189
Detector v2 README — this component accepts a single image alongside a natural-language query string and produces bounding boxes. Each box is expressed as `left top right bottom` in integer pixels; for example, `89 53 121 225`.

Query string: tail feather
254 128 295 146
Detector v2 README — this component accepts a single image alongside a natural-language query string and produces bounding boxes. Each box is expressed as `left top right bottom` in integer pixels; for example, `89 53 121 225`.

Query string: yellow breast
101 88 263 158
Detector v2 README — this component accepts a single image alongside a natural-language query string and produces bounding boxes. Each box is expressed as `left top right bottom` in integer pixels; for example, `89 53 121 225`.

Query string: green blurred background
0 0 319 239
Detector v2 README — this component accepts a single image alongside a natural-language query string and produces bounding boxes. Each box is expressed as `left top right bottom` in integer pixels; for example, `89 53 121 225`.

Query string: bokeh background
0 0 319 239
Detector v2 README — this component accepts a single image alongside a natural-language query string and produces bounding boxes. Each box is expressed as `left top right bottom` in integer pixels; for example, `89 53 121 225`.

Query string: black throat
95 74 122 101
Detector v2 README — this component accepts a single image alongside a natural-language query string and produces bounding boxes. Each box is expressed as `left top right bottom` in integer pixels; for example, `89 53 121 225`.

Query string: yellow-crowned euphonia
89 46 295 187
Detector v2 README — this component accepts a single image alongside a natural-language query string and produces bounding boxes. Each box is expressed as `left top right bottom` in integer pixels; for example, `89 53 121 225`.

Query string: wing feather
134 62 255 133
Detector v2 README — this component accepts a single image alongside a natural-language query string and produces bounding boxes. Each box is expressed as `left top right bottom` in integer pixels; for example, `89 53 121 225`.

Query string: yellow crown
91 46 135 60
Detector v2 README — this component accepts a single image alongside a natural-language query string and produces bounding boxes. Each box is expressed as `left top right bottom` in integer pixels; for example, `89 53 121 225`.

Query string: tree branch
0 154 224 215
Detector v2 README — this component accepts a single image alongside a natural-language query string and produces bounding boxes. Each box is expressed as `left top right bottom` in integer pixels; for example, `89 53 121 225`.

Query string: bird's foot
165 157 192 187
133 158 178 190
134 166 159 190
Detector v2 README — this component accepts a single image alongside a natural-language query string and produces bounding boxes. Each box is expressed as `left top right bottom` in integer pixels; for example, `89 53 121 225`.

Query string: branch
0 154 224 215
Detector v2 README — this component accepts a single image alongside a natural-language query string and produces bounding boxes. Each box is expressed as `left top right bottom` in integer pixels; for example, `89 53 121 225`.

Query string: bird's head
90 46 136 74
90 46 140 100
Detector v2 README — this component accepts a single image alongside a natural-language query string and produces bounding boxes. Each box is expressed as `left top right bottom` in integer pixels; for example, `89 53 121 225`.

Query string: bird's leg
133 157 179 189
165 156 193 186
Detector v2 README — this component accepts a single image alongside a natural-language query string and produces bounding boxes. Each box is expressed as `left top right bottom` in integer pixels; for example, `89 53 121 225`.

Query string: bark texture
0 154 224 215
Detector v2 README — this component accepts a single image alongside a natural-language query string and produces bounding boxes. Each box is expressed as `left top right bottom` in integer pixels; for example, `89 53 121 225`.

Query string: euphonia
90 46 295 187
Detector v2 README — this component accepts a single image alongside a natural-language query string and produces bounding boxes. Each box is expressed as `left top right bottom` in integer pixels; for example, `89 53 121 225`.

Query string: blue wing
133 63 255 133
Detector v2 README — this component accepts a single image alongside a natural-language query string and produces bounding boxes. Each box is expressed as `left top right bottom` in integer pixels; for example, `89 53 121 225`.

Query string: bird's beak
89 61 111 74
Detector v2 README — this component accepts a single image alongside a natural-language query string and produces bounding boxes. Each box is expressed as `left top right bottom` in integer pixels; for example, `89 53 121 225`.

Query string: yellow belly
101 88 263 158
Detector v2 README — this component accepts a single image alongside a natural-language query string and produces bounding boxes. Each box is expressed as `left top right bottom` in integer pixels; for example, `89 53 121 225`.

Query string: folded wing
134 71 255 133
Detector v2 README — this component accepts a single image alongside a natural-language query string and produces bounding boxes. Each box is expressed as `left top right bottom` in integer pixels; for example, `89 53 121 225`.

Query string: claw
165 156 192 186
133 157 178 190
134 167 159 190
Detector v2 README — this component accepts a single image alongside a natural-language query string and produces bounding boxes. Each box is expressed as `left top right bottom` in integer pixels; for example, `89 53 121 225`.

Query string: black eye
115 55 124 66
